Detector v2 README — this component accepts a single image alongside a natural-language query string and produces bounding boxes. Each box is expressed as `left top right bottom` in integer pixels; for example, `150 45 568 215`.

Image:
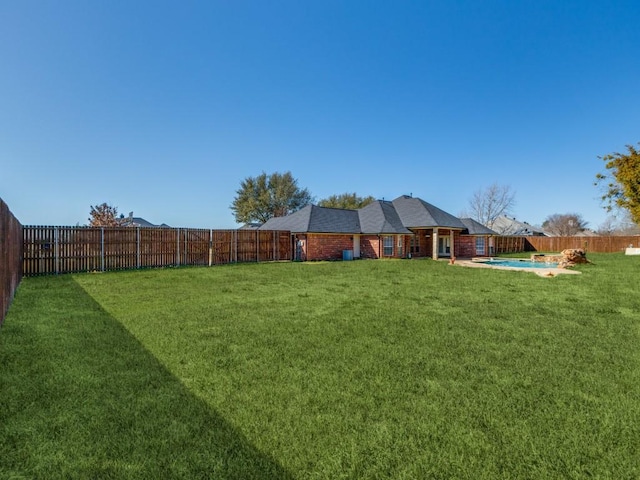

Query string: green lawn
1 255 639 479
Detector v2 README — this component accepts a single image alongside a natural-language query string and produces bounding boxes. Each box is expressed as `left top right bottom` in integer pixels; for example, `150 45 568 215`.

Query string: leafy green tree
318 193 375 210
231 171 312 224
595 143 640 225
88 203 124 227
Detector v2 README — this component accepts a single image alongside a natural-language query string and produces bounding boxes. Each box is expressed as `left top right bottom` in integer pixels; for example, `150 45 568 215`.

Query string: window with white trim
475 236 485 255
383 236 394 256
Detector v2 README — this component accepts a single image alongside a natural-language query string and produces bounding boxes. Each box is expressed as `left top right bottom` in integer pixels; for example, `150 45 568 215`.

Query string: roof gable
259 205 312 232
359 201 413 234
392 196 466 229
460 218 497 235
260 205 360 233
492 216 546 236
307 206 360 233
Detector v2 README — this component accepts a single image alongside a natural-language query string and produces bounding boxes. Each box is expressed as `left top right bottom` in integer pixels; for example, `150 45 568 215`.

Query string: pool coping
453 258 582 277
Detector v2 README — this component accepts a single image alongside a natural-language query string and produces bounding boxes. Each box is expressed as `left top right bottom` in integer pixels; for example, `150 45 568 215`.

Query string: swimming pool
475 258 559 269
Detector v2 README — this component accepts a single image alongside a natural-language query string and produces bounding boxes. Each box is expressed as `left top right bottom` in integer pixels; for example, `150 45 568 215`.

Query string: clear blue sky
2 1 639 229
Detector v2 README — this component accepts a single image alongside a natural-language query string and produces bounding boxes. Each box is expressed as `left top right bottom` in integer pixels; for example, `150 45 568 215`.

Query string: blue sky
2 1 639 229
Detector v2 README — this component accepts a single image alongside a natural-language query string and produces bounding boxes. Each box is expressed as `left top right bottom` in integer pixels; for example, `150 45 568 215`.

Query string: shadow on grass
0 276 293 479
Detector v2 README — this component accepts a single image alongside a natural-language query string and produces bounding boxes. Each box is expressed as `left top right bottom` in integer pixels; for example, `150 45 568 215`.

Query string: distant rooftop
120 213 170 228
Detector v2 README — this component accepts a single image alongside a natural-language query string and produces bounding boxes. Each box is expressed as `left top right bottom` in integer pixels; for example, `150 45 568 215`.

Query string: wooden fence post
176 228 180 267
208 229 213 267
54 227 59 275
100 228 105 272
136 227 141 269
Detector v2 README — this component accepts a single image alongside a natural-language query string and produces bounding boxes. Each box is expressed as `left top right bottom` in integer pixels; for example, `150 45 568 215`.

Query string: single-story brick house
260 195 496 261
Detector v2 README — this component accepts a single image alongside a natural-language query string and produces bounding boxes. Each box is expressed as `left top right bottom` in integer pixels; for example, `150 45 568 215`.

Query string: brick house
260 195 496 261
459 218 497 257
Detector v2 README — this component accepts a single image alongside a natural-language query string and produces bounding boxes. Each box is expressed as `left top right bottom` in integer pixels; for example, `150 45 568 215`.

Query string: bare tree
596 216 618 235
88 203 124 227
467 184 516 229
542 213 588 236
615 211 640 235
597 212 640 235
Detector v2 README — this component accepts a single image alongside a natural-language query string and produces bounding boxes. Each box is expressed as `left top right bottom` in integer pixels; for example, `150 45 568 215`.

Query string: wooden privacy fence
524 235 640 253
1 198 23 326
23 226 292 276
493 236 527 254
494 235 640 254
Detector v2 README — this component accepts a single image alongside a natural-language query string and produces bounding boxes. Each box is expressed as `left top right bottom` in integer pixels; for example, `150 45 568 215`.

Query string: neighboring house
240 223 263 230
120 213 170 228
260 195 497 261
491 216 546 236
573 228 598 237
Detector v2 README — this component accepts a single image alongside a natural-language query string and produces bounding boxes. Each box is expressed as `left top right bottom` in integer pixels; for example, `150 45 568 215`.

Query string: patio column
450 230 455 259
432 229 439 260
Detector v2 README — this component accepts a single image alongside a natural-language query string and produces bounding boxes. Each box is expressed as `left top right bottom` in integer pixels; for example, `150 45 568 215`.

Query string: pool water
478 258 559 269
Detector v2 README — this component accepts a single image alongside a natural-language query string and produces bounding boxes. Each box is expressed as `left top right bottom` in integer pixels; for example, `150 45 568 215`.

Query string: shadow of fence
0 275 294 478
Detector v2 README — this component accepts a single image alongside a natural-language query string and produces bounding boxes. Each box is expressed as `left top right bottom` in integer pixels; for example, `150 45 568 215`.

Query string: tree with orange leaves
88 203 124 227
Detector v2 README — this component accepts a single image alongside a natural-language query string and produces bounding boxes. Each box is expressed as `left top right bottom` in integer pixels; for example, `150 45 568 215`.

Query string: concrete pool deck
452 258 582 277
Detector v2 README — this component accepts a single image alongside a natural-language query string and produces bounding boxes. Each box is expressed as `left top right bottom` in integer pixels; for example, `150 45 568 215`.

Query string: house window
475 237 485 255
383 236 394 256
397 236 403 256
438 236 451 255
410 235 420 254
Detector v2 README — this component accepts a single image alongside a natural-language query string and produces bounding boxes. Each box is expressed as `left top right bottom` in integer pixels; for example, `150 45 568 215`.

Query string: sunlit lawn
1 254 639 479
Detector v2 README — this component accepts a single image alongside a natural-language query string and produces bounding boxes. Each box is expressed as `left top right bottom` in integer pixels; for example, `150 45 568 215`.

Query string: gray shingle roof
358 201 413 234
260 196 475 234
460 218 497 235
240 223 263 230
121 217 168 228
492 216 547 236
307 206 360 233
259 205 312 232
260 205 361 233
392 195 466 229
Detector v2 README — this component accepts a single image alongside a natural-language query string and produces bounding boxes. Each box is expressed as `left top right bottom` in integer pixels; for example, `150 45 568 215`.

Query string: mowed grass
1 254 639 479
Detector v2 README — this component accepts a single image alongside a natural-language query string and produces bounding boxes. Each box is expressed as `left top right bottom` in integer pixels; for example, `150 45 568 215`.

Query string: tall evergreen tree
231 172 312 224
